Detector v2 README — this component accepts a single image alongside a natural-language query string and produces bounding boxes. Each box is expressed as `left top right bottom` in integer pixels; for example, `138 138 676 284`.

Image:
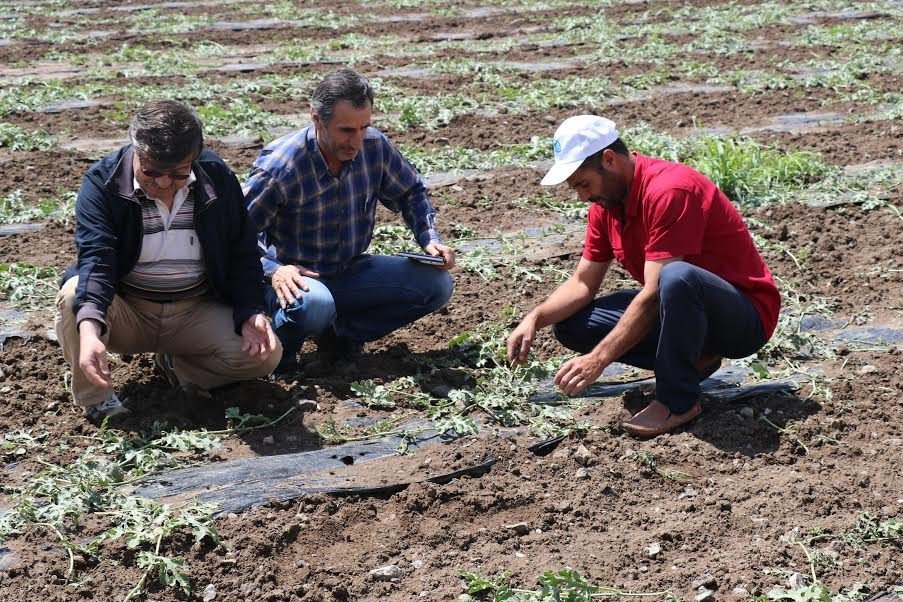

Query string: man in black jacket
55 100 281 424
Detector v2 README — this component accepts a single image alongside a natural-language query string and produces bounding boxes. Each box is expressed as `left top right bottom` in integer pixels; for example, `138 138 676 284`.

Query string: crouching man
244 68 454 376
507 115 780 437
55 100 281 424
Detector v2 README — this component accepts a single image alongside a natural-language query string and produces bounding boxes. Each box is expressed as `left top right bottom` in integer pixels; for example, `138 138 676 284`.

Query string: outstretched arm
506 258 610 364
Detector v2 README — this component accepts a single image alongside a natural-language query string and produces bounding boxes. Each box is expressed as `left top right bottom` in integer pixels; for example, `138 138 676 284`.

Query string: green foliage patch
0 122 55 150
0 262 60 310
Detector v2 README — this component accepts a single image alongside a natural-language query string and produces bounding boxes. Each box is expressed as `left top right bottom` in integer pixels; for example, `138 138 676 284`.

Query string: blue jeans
266 254 454 367
552 262 767 413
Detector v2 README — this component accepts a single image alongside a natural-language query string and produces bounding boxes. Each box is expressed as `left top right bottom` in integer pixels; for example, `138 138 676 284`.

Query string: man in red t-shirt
507 115 780 437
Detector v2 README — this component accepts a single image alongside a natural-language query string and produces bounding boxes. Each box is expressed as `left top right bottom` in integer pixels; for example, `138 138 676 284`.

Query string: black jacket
65 145 265 334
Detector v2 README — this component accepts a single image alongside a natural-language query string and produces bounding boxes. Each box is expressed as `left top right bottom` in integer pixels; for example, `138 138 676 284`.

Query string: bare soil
1 1 901 601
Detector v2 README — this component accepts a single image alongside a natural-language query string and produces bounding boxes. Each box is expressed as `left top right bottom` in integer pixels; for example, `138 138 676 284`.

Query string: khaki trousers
55 277 282 408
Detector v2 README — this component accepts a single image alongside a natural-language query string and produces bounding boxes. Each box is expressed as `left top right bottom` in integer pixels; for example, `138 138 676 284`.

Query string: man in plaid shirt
244 68 455 375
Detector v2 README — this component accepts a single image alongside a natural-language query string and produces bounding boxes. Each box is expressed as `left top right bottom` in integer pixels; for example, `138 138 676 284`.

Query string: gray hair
310 68 374 124
128 100 204 164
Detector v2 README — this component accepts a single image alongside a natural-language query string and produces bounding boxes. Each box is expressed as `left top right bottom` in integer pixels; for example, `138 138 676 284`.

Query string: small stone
692 574 717 590
575 467 590 479
574 444 595 466
262 435 275 445
554 500 572 512
678 487 699 500
226 513 239 520
239 582 258 596
434 137 450 146
369 564 402 581
202 583 217 601
504 522 530 535
645 542 662 558
295 399 318 412
695 588 715 601
733 587 750 598
856 364 878 375
787 573 806 589
412 559 424 569
739 406 754 418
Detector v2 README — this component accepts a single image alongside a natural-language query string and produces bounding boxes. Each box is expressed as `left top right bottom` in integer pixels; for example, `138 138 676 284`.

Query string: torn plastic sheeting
704 377 802 403
38 99 101 113
130 427 565 516
135 452 497 516
530 365 748 403
799 314 847 332
133 430 438 501
0 326 31 344
0 223 44 236
833 327 903 346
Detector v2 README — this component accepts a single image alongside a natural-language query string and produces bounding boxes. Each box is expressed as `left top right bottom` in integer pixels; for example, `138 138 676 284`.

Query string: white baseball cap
540 115 620 186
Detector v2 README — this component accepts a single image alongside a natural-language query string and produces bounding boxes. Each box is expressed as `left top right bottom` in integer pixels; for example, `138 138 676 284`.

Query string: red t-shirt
583 153 780 338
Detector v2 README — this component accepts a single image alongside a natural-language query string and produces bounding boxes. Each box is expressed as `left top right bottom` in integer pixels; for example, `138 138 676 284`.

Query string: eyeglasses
139 166 192 181
137 155 193 181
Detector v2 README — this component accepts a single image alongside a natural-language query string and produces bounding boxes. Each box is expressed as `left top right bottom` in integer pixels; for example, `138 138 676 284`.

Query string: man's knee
257 339 283 376
425 271 454 312
280 281 336 332
552 317 592 353
57 276 78 312
658 261 700 301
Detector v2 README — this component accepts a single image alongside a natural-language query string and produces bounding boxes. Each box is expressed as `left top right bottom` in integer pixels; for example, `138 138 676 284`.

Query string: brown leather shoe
622 399 702 438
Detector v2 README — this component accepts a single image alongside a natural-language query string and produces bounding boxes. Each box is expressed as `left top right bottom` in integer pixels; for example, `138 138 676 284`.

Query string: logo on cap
552 139 561 154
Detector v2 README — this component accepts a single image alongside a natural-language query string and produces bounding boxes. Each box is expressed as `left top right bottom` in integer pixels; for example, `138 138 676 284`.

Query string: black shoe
271 363 302 381
314 328 363 361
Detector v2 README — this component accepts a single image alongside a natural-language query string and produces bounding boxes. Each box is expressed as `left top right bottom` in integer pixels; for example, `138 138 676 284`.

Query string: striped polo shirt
120 172 209 301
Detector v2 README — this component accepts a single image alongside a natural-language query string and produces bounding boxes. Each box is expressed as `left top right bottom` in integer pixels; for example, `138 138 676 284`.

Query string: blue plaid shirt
244 125 442 277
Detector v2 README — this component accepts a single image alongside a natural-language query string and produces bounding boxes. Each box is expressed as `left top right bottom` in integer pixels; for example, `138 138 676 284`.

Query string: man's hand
424 241 455 271
506 317 537 365
78 319 113 388
554 353 608 396
241 314 278 360
271 264 319 309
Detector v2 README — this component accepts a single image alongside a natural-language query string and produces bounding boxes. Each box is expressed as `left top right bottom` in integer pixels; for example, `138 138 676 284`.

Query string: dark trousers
552 262 767 413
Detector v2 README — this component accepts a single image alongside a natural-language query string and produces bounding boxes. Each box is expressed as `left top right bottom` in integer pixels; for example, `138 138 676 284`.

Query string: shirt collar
623 152 644 218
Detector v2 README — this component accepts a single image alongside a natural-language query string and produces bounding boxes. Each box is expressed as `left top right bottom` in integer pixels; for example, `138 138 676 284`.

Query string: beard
589 165 628 210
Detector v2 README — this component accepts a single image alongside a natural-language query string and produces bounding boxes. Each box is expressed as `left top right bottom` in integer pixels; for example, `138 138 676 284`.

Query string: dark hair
129 100 203 165
310 68 374 124
579 137 630 170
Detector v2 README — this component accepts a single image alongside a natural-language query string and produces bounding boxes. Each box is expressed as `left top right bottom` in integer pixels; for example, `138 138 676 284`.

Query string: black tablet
396 252 446 265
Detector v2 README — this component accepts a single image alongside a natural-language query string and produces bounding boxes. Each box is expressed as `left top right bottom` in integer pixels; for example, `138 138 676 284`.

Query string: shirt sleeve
376 135 443 249
582 203 615 263
644 188 704 261
243 167 287 277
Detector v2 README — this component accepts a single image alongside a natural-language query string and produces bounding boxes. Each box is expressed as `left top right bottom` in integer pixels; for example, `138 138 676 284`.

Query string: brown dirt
1 1 901 601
